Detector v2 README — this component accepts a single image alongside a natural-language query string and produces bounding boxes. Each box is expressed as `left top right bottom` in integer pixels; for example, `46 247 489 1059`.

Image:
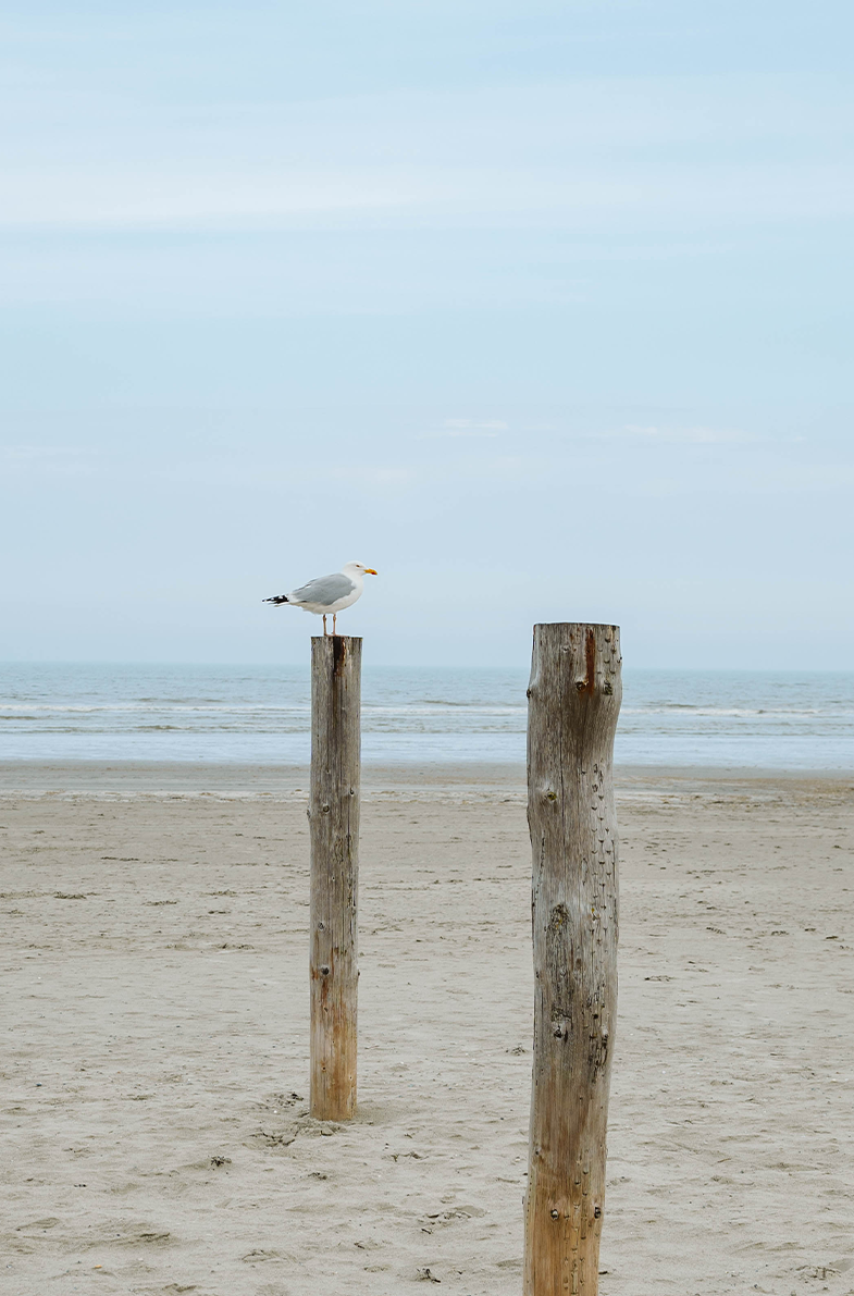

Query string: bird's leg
322 614 328 636
332 613 337 635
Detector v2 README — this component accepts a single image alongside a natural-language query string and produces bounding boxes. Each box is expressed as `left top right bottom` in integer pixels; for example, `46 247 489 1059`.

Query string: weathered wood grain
309 634 361 1120
525 622 622 1295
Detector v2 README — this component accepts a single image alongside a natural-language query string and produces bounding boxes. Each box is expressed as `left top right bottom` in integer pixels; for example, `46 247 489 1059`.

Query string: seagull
263 561 378 635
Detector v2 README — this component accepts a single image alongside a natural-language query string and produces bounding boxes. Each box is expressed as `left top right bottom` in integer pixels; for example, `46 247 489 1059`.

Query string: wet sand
2 764 853 1295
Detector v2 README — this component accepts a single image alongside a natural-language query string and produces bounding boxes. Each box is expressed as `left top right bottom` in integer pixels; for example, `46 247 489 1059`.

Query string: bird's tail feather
263 595 290 605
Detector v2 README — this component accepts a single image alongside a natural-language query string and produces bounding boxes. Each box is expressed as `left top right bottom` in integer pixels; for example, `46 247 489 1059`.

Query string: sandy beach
2 762 853 1296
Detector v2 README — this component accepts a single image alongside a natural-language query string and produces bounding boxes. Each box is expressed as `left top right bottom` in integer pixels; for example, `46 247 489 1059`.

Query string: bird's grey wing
290 573 355 605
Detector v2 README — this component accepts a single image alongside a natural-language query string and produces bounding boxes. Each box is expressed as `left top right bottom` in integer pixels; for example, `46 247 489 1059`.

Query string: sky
1 0 852 669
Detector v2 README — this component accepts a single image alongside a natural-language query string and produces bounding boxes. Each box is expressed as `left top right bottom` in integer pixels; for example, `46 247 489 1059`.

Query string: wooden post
309 635 361 1120
524 623 622 1296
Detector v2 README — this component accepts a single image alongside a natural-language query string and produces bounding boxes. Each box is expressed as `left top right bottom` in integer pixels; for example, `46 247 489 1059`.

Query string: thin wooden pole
524 623 622 1296
309 634 361 1120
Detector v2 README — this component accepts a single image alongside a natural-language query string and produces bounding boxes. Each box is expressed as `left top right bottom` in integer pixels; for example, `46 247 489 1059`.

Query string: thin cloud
2 445 99 476
420 419 507 439
620 424 759 445
338 465 415 486
2 445 93 458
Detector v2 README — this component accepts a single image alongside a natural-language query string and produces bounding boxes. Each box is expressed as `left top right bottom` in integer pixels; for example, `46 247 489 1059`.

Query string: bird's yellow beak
365 568 378 576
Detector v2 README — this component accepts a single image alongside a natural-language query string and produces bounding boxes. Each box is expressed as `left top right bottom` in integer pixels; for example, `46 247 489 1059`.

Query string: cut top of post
310 635 363 678
528 622 621 704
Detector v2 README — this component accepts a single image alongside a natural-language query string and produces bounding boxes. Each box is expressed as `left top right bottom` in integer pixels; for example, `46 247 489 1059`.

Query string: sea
1 663 853 771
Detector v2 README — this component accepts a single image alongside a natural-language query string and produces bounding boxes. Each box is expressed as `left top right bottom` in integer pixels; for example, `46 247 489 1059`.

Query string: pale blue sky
1 1 852 667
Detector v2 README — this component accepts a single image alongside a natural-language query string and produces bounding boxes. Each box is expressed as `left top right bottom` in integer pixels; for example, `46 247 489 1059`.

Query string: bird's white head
343 561 378 576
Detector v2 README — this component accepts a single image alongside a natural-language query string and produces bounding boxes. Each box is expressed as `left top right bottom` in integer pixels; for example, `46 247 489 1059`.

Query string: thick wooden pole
309 635 361 1120
525 623 622 1296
